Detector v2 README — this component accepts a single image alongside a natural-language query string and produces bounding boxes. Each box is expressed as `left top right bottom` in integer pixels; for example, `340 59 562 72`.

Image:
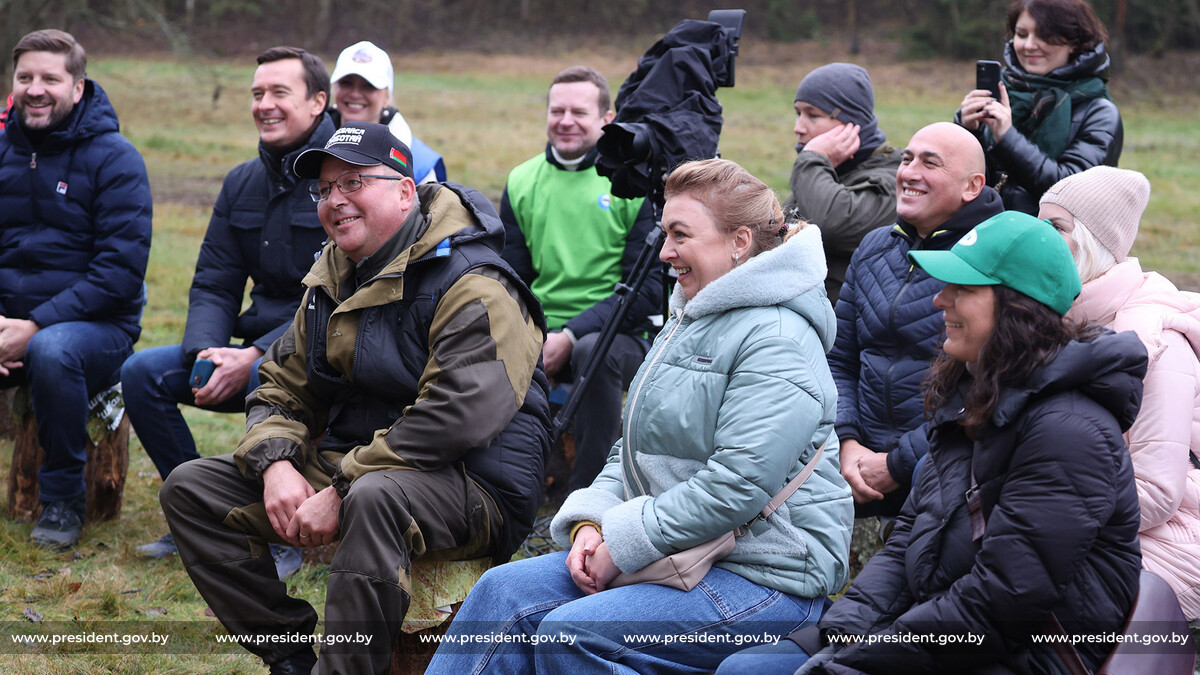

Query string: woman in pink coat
1039 165 1200 619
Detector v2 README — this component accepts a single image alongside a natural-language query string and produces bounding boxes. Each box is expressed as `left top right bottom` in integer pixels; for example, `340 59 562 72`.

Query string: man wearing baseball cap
328 40 446 184
160 122 552 673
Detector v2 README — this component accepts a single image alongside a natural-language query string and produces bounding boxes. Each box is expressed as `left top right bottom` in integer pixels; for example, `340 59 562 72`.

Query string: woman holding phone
957 0 1121 215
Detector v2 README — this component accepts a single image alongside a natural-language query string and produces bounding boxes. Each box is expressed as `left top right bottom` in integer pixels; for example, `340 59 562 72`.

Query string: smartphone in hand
190 358 216 388
976 60 1002 100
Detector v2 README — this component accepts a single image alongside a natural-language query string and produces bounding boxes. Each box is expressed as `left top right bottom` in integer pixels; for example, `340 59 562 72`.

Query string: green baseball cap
907 211 1082 316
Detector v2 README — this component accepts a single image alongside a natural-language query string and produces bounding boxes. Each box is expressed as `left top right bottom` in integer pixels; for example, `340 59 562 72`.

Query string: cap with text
907 211 1081 316
330 40 394 93
293 121 413 180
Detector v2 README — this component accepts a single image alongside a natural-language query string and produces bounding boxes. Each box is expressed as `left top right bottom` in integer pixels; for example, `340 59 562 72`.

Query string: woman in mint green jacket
428 158 853 674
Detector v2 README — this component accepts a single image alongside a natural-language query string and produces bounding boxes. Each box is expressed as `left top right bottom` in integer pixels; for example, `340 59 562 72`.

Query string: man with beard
0 29 152 549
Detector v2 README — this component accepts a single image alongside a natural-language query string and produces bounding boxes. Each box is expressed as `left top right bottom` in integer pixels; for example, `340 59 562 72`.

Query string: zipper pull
29 152 37 169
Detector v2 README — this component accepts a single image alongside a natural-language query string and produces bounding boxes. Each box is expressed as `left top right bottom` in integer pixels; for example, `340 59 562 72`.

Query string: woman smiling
957 0 1121 215
784 212 1147 674
427 158 852 674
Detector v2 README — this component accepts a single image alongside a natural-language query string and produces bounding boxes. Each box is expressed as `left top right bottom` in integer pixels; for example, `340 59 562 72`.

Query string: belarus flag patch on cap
389 147 409 170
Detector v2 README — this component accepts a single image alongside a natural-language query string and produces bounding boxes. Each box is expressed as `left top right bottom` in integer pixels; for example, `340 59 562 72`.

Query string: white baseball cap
330 41 393 93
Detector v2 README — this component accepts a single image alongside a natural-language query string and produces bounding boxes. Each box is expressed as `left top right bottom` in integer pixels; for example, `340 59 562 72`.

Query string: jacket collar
668 224 836 350
932 330 1147 432
891 186 1004 248
543 142 599 171
258 112 336 187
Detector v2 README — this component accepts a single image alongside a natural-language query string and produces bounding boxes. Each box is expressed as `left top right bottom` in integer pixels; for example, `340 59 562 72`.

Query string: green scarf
1004 69 1110 160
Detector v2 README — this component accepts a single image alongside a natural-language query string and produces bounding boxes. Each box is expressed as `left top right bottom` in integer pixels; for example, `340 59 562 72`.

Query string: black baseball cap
293 121 414 180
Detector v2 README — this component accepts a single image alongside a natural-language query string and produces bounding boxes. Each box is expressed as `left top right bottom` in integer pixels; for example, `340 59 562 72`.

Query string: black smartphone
976 60 1002 100
190 358 216 388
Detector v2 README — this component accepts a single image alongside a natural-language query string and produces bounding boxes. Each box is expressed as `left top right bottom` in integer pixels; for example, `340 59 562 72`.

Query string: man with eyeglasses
160 122 551 674
120 46 334 574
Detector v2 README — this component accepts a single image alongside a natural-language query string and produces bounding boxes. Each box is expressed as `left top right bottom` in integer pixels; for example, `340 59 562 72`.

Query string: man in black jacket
0 29 152 550
120 46 334 570
829 122 1003 518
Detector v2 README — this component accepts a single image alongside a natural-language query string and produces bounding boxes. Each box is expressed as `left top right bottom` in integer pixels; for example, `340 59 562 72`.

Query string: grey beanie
794 63 885 153
1039 166 1151 262
795 63 876 128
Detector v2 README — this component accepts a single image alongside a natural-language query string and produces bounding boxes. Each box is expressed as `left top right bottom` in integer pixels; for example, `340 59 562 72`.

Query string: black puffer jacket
180 114 335 362
0 80 152 339
960 43 1122 215
811 330 1147 675
829 188 1004 514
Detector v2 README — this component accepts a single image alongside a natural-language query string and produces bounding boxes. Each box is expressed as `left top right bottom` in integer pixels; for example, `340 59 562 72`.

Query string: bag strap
1047 613 1092 675
742 439 828 531
761 440 826 519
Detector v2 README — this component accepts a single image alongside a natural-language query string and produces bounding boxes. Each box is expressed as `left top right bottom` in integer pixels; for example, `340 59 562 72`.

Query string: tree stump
5 387 130 523
389 602 462 675
0 388 16 439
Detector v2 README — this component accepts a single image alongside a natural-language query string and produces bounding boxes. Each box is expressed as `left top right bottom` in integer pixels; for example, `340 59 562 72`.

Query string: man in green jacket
161 123 551 674
499 65 662 492
784 63 902 304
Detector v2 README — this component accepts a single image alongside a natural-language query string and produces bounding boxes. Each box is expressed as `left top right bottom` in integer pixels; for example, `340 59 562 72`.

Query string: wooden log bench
299 544 490 674
5 384 130 523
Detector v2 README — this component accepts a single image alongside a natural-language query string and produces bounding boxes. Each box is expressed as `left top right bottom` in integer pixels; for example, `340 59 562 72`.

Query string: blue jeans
715 634 812 675
120 344 261 480
0 321 133 503
426 551 823 674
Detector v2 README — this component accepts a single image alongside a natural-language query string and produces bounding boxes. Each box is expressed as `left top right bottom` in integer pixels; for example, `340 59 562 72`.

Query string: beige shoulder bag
609 441 827 592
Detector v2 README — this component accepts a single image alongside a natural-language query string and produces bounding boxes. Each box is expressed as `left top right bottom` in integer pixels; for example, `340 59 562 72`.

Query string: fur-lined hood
670 222 836 352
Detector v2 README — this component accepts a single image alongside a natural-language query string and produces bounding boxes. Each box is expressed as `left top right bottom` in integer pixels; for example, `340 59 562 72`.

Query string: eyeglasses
309 173 405 202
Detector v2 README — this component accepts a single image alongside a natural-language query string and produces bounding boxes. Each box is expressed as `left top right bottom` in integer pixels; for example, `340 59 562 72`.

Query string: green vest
505 154 645 330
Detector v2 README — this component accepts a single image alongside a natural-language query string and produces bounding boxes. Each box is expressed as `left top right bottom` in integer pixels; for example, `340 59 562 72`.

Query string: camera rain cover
596 19 731 200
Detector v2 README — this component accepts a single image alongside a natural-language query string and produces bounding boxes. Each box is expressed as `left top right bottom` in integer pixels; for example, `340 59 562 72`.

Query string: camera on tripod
552 9 746 446
595 9 745 205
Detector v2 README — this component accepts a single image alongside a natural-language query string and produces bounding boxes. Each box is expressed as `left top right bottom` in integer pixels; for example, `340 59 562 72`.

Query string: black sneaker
136 533 177 559
267 647 316 674
271 544 303 580
30 496 86 551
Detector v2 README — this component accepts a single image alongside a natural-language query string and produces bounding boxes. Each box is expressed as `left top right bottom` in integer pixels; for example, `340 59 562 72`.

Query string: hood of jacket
304 181 504 292
669 222 836 352
935 330 1148 432
892 185 1004 245
3 79 119 152
1068 258 1200 366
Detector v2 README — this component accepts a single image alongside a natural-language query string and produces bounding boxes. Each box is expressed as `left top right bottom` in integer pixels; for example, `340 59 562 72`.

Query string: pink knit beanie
1039 166 1151 262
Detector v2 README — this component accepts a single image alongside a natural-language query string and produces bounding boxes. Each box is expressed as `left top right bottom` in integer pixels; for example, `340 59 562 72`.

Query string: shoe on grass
136 533 177 558
268 646 317 674
271 544 303 580
31 496 86 551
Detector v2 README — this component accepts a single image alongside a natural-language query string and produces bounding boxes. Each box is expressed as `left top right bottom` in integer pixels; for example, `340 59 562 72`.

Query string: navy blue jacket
180 114 335 362
828 188 1003 505
0 80 151 339
814 331 1146 674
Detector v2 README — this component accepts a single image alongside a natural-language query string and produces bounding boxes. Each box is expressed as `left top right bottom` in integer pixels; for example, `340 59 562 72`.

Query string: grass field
1 41 1197 673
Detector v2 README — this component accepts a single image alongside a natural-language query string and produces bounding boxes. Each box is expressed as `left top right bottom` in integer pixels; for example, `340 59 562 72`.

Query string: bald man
828 122 1004 518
